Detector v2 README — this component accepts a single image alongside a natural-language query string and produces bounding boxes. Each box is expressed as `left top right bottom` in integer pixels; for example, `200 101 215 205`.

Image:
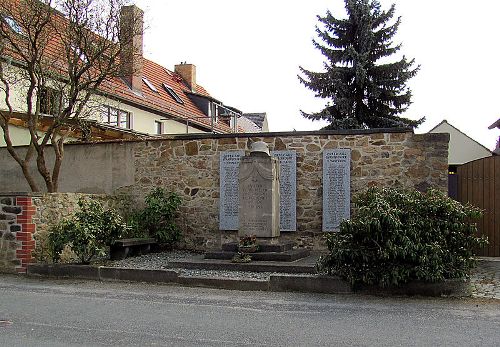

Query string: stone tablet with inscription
219 151 244 230
239 145 280 238
271 150 296 231
322 149 351 231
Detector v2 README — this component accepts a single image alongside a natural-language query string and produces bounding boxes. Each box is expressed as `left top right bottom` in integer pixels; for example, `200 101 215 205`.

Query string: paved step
167 258 316 274
205 249 311 262
221 241 295 253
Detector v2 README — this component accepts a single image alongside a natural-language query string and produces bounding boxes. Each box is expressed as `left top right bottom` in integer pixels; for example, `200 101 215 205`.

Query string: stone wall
0 129 450 254
119 129 449 250
0 141 135 193
0 192 121 272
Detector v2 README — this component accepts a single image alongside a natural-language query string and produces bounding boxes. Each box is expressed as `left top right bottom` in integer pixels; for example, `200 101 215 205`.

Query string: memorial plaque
322 149 351 231
271 150 296 231
219 151 245 230
239 153 280 238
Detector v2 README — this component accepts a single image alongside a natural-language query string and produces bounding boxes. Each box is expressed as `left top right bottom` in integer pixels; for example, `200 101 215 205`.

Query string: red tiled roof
100 58 234 133
1 0 237 134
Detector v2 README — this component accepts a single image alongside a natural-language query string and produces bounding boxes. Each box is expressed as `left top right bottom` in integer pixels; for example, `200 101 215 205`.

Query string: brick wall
0 194 37 273
0 193 121 273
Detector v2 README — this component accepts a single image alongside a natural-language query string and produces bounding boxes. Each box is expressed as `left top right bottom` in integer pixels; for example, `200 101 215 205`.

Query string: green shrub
48 198 128 263
129 188 182 246
317 187 486 288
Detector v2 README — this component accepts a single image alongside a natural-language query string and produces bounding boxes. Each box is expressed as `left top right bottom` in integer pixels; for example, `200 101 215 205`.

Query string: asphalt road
1 275 499 346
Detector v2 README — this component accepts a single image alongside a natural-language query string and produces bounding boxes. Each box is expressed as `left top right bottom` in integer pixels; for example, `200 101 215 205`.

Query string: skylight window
3 15 23 35
142 77 158 93
162 83 183 104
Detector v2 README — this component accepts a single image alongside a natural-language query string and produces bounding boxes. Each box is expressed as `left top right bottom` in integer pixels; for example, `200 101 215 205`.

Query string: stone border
26 263 470 297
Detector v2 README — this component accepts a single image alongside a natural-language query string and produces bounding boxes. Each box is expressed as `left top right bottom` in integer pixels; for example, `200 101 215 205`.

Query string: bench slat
113 238 156 247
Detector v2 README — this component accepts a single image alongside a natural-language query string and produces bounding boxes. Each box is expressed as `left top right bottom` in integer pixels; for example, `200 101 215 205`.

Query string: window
210 102 220 123
155 120 163 134
2 15 23 35
39 87 62 115
101 106 131 129
142 77 158 93
162 83 183 104
71 44 88 63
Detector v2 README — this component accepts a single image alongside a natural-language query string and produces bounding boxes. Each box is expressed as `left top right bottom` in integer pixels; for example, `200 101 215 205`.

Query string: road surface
0 275 499 346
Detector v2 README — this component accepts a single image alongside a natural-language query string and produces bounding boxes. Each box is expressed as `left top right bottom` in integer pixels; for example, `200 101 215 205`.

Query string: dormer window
142 77 158 93
162 83 183 104
2 15 23 35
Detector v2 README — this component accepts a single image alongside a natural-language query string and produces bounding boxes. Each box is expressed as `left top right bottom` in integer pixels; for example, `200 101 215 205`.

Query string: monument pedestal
238 141 280 238
205 240 310 262
207 141 311 261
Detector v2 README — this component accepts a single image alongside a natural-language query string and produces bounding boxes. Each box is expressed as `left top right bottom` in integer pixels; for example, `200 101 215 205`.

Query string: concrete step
167 258 316 274
205 248 311 262
221 241 295 253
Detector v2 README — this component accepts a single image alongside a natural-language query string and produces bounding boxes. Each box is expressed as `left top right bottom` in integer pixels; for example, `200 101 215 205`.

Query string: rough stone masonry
0 129 449 254
121 129 449 251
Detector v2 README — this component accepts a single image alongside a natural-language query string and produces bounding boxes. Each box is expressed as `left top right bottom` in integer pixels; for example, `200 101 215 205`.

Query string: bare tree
0 0 141 192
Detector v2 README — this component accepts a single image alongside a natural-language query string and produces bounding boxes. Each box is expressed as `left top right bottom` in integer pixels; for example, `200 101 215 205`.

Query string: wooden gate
457 156 500 257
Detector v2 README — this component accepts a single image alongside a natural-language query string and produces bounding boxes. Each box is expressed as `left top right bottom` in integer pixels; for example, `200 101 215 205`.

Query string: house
0 112 150 147
428 120 493 199
241 113 269 132
488 118 500 155
0 2 250 147
428 120 493 173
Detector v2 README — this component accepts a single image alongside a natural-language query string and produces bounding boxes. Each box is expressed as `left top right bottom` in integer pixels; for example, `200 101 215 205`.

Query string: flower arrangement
238 235 259 253
231 252 252 263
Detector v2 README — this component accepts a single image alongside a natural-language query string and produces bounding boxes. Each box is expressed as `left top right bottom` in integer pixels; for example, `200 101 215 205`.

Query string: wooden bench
110 238 156 260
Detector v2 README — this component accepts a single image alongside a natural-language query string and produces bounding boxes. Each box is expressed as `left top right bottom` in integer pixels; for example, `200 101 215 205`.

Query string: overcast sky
134 0 499 150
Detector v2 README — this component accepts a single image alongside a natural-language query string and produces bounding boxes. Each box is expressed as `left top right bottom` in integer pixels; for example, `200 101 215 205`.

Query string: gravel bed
176 269 288 280
106 251 197 270
104 251 287 280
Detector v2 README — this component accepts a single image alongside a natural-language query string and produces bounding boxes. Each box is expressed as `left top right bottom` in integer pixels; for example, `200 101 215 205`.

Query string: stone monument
219 150 245 230
322 148 351 231
271 150 297 231
238 141 280 238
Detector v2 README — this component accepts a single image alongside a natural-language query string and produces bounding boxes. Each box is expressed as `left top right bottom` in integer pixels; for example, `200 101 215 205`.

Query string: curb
99 267 178 283
27 264 99 280
26 264 470 297
270 274 352 294
177 276 269 291
356 279 471 297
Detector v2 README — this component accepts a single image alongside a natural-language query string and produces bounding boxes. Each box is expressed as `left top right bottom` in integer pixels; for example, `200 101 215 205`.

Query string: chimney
175 63 197 92
120 5 144 93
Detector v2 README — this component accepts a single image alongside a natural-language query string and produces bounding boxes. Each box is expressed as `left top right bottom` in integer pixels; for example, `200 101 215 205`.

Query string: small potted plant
231 252 252 263
238 235 259 253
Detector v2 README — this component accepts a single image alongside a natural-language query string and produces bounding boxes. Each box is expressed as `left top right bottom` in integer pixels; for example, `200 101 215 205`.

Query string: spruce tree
299 0 424 130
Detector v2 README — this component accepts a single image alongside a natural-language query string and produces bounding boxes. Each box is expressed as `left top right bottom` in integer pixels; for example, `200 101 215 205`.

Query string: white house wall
429 122 491 165
0 62 33 112
0 125 78 147
0 62 210 145
95 96 205 135
0 125 32 146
